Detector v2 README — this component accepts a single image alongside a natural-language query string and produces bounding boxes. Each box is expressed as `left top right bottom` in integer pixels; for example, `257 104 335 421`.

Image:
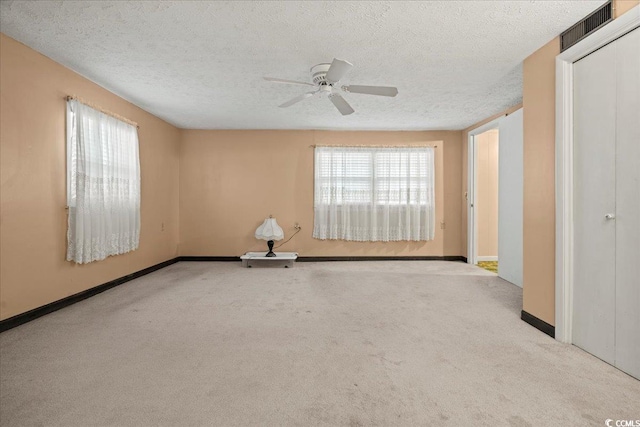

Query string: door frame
554 6 640 343
467 118 501 265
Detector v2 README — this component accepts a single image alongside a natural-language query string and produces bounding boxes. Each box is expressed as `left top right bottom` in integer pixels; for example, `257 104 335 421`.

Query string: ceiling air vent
560 0 613 52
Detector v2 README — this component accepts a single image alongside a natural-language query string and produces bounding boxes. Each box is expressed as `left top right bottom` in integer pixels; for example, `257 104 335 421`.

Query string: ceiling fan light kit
265 58 398 116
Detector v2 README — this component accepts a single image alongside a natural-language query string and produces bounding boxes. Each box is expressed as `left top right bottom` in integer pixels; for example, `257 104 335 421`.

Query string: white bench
240 252 298 268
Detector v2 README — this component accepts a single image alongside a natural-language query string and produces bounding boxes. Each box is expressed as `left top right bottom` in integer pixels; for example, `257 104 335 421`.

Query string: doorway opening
468 119 499 269
467 108 523 287
470 127 500 272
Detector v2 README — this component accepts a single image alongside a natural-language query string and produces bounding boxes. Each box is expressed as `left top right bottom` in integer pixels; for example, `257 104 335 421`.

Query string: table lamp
255 216 284 257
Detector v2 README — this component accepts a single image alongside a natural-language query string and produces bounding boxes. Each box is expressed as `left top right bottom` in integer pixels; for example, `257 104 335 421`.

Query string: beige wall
476 129 499 258
616 0 639 17
521 0 639 325
0 34 181 320
522 38 558 325
179 130 463 257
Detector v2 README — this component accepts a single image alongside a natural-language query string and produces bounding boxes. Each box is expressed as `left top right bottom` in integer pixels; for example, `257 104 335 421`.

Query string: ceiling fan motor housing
310 63 332 86
265 58 397 115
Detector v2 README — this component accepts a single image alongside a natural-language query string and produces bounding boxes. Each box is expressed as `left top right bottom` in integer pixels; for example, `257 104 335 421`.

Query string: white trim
467 117 502 264
477 256 498 262
467 134 475 264
555 5 640 343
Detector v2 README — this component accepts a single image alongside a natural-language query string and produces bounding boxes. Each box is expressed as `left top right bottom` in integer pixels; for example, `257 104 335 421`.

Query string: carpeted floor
0 261 638 426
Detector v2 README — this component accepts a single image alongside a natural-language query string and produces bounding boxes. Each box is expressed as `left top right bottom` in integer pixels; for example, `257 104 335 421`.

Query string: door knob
605 213 616 220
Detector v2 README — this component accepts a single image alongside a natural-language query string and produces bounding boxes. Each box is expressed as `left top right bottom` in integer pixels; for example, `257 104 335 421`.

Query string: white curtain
313 146 435 242
66 100 140 264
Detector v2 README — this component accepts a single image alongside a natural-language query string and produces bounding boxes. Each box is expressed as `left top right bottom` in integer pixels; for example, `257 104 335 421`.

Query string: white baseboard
477 256 498 262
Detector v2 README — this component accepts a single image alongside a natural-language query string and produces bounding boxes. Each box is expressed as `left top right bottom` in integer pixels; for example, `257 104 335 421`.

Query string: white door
573 28 640 378
498 109 523 287
614 28 640 379
573 37 617 365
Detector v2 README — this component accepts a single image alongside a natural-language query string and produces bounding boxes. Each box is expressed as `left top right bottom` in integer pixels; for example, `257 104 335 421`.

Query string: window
313 146 435 242
66 99 140 264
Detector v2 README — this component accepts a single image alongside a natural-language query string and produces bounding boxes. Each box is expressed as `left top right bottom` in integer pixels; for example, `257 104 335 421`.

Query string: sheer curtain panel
313 146 435 242
66 100 140 264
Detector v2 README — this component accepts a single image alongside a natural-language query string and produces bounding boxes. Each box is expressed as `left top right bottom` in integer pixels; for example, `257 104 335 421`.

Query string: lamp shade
255 218 284 241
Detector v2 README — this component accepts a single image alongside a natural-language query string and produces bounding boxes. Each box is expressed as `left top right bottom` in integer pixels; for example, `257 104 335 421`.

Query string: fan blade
329 94 355 116
264 77 315 87
343 85 398 97
325 58 353 83
279 91 317 108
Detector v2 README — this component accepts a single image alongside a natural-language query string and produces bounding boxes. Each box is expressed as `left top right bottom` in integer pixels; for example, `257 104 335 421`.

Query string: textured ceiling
0 1 606 130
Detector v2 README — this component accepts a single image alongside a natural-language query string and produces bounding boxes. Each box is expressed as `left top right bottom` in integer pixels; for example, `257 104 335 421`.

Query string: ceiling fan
264 58 398 116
